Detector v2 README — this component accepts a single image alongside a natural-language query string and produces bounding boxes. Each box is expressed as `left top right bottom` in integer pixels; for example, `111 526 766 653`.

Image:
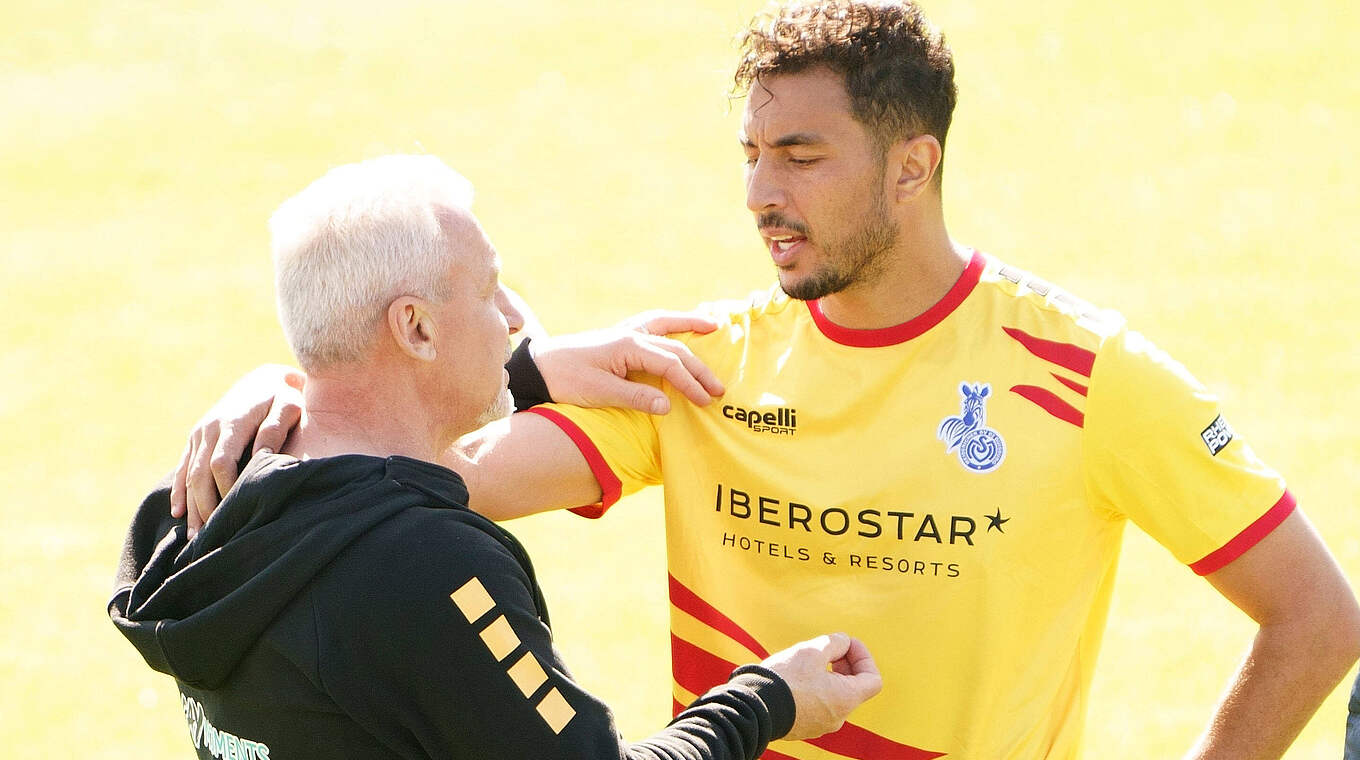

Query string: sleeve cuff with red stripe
522 406 622 518
1188 489 1297 576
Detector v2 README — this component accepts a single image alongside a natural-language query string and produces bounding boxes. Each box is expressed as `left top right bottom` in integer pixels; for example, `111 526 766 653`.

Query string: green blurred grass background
3 0 1357 756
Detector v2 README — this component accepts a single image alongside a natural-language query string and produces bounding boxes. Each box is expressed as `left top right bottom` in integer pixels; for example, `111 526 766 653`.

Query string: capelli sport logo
722 404 798 436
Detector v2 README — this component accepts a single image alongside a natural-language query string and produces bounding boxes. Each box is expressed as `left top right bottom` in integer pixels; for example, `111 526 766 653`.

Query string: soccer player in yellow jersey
177 2 1359 758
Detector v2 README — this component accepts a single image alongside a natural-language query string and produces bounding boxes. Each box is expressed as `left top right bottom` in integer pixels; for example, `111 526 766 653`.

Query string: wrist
730 664 796 740
506 338 553 410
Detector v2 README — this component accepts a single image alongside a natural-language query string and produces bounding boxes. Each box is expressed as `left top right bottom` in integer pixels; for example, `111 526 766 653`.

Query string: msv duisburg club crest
936 382 1006 473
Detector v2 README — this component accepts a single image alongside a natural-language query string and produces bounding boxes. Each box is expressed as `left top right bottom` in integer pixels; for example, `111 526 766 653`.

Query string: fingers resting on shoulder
169 364 305 537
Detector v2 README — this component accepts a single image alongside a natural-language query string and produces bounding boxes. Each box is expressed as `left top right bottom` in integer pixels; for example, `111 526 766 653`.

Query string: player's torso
657 259 1124 760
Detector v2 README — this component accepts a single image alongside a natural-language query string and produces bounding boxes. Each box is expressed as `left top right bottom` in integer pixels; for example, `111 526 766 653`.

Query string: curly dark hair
735 0 957 171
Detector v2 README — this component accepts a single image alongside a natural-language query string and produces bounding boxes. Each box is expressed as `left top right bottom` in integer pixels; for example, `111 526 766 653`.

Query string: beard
470 386 514 430
772 188 899 302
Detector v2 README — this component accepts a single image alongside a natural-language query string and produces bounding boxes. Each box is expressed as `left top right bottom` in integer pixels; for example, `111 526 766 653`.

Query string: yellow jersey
527 250 1292 760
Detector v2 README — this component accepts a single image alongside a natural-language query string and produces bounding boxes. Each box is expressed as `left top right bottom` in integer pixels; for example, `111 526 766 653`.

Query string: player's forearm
1186 614 1360 759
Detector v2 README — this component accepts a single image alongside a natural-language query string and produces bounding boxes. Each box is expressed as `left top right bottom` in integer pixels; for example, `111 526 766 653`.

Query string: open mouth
766 233 807 266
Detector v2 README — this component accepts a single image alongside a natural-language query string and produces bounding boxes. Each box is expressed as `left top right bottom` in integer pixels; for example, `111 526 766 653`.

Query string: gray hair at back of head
269 154 474 371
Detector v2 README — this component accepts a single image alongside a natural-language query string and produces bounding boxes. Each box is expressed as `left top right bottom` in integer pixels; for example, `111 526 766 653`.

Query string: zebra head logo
936 382 1006 472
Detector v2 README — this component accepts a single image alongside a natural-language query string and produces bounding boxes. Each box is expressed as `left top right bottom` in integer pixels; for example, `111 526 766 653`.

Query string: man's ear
890 134 942 201
387 296 438 361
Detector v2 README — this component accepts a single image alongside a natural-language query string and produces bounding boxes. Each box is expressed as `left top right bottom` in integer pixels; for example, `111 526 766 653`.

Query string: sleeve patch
507 651 549 697
535 688 576 734
479 615 520 661
449 577 496 622
448 577 573 735
1200 414 1235 456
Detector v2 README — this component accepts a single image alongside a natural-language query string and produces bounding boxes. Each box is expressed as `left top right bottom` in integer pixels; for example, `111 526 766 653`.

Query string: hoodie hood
109 452 470 689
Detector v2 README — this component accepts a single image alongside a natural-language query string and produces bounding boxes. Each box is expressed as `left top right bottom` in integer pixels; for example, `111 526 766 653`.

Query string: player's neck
282 373 443 464
816 227 969 331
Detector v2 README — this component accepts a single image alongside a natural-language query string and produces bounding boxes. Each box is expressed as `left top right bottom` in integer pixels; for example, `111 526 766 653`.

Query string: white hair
269 154 475 370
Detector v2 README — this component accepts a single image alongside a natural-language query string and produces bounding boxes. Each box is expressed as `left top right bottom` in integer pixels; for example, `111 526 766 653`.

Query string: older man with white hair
109 155 881 760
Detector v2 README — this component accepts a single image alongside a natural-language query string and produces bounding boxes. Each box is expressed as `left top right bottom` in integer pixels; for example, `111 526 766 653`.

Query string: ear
387 296 438 362
959 382 970 395
979 385 990 398
890 134 942 202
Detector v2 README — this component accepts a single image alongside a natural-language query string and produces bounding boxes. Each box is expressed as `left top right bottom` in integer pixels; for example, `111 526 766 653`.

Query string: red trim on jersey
521 407 621 518
669 575 770 658
1009 385 1085 428
806 723 947 760
807 250 985 347
673 631 946 758
1051 372 1089 397
1189 490 1296 576
1002 326 1096 377
671 634 738 698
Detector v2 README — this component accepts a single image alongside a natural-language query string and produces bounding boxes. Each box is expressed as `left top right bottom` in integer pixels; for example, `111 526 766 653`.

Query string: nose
745 156 786 214
497 285 525 336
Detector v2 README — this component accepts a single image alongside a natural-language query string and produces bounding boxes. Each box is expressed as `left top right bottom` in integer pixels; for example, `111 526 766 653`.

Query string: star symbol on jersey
986 508 1010 533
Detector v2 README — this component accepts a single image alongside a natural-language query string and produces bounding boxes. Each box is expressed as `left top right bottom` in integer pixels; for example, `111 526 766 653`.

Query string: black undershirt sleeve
315 510 793 760
506 338 553 411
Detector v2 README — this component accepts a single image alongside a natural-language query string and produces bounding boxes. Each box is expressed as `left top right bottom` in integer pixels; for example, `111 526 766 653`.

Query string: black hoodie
110 452 793 759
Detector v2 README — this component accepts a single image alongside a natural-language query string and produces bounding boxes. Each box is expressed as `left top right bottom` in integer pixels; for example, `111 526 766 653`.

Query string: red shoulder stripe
1003 326 1096 378
1009 385 1085 428
1050 372 1089 397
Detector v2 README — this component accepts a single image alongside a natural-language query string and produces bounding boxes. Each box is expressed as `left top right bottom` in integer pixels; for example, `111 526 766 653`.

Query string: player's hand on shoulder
760 633 882 741
529 321 725 415
171 364 305 537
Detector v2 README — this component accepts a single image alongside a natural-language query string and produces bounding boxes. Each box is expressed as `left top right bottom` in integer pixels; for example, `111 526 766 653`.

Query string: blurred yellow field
3 0 1357 757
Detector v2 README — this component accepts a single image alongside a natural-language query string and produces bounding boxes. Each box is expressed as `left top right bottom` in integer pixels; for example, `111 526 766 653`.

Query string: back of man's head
270 155 475 372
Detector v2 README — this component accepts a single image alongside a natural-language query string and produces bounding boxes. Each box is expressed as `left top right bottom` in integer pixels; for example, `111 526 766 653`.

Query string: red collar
807 249 985 347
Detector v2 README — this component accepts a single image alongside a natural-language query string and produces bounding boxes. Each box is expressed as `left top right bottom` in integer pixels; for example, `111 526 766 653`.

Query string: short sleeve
1083 329 1293 575
525 388 664 518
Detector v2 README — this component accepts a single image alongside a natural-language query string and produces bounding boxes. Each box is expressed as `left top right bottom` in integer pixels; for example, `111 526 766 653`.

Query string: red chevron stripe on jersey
669 579 945 760
1010 384 1085 428
672 634 737 697
669 574 769 658
1002 326 1096 377
1050 372 1089 396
